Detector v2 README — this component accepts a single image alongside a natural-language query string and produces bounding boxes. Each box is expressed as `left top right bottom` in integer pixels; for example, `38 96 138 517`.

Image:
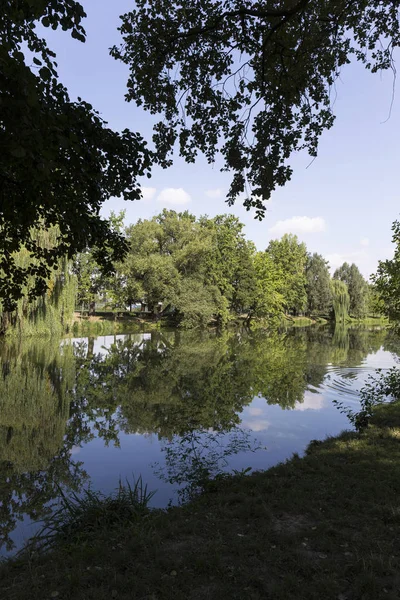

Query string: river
0 325 397 555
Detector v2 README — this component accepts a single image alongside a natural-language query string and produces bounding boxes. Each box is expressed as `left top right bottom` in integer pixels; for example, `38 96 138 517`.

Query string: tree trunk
0 311 9 335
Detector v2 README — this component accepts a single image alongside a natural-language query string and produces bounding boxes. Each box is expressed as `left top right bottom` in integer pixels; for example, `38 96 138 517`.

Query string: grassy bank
345 315 389 327
282 315 328 327
2 401 400 600
71 311 160 336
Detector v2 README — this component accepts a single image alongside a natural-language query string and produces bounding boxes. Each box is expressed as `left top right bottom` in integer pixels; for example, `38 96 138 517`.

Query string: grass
70 311 160 335
345 315 388 326
280 315 329 327
27 477 155 553
2 403 400 599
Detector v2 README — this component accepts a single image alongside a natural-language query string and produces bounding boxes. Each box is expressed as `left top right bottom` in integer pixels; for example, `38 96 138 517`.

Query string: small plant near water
154 428 262 504
334 366 400 430
27 477 155 552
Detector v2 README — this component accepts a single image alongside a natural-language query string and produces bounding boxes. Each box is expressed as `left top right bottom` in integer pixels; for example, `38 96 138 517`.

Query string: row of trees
2 1 399 312
74 209 373 328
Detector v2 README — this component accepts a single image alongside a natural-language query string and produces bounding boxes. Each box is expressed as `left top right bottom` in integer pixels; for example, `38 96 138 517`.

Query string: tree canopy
113 0 400 216
2 1 398 310
120 210 257 327
1 1 151 309
373 220 400 324
266 234 307 315
305 253 332 316
68 209 374 329
330 279 350 324
333 262 368 318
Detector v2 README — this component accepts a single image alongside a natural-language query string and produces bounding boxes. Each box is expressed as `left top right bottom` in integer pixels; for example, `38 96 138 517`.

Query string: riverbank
2 400 400 600
345 315 389 326
2 310 387 338
69 312 328 336
72 312 386 336
71 311 159 335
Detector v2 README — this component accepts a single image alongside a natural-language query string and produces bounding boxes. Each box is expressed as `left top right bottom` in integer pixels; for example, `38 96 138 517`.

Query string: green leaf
39 66 51 81
10 147 26 158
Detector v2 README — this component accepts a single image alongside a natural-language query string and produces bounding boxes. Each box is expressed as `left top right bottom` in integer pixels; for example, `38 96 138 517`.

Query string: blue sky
40 1 399 277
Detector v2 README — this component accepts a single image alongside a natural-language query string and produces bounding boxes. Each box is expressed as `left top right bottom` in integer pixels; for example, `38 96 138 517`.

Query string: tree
1 1 152 309
73 211 128 314
201 215 257 314
0 228 76 336
73 211 125 314
367 284 385 318
373 220 400 323
266 234 307 315
305 253 332 316
330 279 350 324
333 262 368 318
121 210 259 326
172 279 224 329
123 210 219 325
113 1 400 216
248 252 285 323
73 250 103 314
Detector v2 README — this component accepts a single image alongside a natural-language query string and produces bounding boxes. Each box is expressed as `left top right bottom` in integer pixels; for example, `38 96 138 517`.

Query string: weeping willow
331 324 350 364
0 226 77 336
330 279 350 324
0 338 75 472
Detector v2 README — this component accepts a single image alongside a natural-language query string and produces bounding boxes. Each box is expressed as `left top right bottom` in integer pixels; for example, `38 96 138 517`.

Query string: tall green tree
121 210 260 326
113 0 400 216
0 227 76 336
1 1 151 309
330 279 350 324
123 210 218 325
202 215 257 314
247 252 285 323
73 212 127 313
373 220 400 324
305 253 332 316
367 284 385 318
266 234 307 315
333 262 368 318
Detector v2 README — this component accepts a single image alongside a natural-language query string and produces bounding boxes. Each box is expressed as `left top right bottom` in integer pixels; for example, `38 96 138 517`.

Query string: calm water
0 326 398 555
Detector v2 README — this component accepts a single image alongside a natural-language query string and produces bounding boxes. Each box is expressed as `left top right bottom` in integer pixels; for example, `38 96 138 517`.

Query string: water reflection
154 428 260 504
0 339 88 552
0 325 393 552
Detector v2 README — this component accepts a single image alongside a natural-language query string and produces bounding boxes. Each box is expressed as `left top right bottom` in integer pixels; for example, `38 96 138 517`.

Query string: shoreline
2 400 400 599
0 312 388 339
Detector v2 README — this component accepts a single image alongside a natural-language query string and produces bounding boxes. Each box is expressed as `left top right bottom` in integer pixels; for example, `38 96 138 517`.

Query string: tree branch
172 0 312 41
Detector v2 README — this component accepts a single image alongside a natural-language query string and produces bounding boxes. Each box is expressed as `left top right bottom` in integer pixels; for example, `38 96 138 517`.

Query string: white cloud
248 407 264 417
360 237 370 247
294 393 324 412
325 250 368 272
242 418 271 432
205 188 223 199
141 186 156 201
268 216 326 236
157 187 191 205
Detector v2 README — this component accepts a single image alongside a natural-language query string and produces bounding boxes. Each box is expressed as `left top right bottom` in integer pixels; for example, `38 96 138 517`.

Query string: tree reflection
155 428 260 503
72 327 390 438
330 325 387 366
0 325 388 551
0 340 88 551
